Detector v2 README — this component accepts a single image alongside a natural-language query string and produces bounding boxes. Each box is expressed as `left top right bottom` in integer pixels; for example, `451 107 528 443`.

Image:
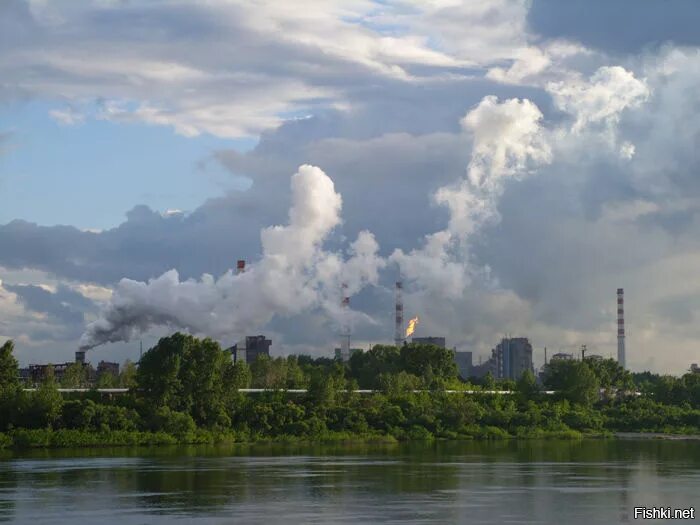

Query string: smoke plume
80 164 384 349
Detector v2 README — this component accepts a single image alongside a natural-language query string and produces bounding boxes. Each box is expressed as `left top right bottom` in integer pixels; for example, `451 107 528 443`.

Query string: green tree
229 360 252 389
96 371 118 388
136 333 231 427
0 340 20 431
26 373 63 428
585 358 633 390
400 343 458 382
0 340 19 391
516 370 540 403
543 360 600 406
61 363 87 388
119 360 138 389
482 371 496 391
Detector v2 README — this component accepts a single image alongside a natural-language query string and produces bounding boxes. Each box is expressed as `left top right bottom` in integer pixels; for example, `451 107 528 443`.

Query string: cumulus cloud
4 0 700 374
548 66 649 133
80 165 384 349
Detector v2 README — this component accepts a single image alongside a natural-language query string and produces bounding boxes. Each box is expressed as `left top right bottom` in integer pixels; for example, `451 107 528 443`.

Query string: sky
1 0 700 374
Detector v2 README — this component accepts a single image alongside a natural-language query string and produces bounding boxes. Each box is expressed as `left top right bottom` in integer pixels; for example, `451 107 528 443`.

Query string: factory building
228 335 272 364
454 351 473 379
492 338 533 380
470 337 534 380
21 350 93 386
412 336 446 348
551 352 574 361
97 360 120 379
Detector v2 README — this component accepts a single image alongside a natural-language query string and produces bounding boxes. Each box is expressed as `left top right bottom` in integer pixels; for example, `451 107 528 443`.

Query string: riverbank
0 427 615 449
615 432 700 440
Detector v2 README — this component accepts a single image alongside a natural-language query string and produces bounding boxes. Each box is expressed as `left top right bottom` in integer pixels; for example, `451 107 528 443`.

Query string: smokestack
617 288 626 369
340 283 351 361
236 260 246 275
75 350 86 364
394 279 404 347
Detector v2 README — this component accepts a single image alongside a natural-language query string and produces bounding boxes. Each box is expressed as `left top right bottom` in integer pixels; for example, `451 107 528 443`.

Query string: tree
26 372 63 428
136 333 231 427
585 358 633 390
543 360 599 406
96 371 118 389
400 343 458 382
482 372 496 391
348 345 401 388
516 370 540 403
0 340 19 392
0 340 20 430
119 360 138 389
229 360 252 389
61 363 87 388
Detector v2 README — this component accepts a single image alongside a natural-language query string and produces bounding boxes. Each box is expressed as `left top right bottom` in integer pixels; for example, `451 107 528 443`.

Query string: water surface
1 440 698 524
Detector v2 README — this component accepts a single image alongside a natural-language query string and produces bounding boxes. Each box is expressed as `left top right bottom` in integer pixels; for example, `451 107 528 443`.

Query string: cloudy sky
2 0 700 373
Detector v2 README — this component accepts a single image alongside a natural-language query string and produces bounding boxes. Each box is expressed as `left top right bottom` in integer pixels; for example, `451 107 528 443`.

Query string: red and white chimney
617 288 626 369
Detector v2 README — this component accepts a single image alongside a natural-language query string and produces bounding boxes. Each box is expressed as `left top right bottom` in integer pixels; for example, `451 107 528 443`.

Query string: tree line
0 334 698 448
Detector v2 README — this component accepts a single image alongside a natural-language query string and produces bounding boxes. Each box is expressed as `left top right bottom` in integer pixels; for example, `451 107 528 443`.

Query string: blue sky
0 101 253 230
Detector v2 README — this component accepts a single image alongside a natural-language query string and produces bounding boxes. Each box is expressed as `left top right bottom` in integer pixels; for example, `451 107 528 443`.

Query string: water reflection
0 440 698 524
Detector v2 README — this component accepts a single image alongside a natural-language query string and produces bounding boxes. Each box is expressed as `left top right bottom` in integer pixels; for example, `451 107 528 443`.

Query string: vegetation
0 335 698 449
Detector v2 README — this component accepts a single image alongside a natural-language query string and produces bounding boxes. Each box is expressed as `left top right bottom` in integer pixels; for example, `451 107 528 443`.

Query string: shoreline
614 432 700 441
1 428 699 450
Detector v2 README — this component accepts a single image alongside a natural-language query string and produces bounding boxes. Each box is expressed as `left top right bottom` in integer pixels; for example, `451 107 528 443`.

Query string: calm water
0 440 699 524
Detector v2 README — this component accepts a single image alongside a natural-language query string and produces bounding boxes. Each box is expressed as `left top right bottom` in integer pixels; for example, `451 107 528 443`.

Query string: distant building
454 351 473 379
551 352 574 361
585 354 604 362
493 338 533 380
691 363 700 374
228 335 272 364
412 336 446 348
97 361 120 378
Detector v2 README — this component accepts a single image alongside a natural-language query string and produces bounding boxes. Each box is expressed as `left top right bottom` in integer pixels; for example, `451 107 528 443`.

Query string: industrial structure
394 279 404 347
617 288 626 369
19 352 119 386
454 350 473 379
412 336 446 348
339 283 351 361
229 335 272 364
471 337 534 380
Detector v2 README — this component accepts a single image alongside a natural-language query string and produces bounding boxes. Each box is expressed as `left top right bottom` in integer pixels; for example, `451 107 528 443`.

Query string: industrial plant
20 261 629 385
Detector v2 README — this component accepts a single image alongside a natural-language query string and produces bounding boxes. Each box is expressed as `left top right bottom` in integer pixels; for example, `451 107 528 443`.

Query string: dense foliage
0 335 698 448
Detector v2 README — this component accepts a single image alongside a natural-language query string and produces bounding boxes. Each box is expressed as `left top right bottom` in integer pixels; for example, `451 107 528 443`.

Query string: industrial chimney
617 288 626 369
340 283 351 361
75 350 86 364
394 279 404 347
236 260 246 275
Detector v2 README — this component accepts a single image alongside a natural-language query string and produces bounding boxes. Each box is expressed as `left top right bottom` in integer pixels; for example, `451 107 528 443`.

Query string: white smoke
80 164 384 349
391 95 552 298
81 68 649 350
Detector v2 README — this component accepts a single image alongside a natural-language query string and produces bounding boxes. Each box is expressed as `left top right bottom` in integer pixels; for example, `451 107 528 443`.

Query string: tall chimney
236 260 246 275
617 288 626 369
394 280 404 347
340 283 351 361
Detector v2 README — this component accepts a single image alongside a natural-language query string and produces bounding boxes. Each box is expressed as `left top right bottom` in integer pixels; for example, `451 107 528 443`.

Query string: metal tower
394 279 404 347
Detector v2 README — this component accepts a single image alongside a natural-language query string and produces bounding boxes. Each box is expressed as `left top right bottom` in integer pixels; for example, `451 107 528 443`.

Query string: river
0 439 698 524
